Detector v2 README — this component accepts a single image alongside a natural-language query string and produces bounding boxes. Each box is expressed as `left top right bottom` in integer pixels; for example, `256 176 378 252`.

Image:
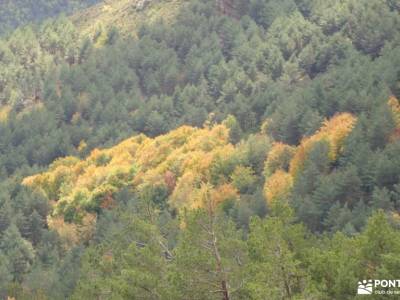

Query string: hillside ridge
71 0 184 38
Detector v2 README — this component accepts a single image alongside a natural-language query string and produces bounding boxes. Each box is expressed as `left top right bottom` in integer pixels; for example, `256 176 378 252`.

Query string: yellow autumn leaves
23 124 236 218
23 111 380 240
264 113 357 205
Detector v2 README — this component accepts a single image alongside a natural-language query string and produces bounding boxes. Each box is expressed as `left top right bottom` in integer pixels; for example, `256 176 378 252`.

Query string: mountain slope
0 0 99 35
71 0 183 38
1 0 400 298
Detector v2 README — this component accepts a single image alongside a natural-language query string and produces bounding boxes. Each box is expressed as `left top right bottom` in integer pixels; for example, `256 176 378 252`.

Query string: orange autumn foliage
264 170 293 204
265 142 296 175
100 192 116 209
388 95 400 127
164 170 176 191
47 213 96 249
189 183 238 212
289 113 356 177
0 105 11 122
388 96 400 140
211 183 238 206
23 124 236 225
263 113 356 206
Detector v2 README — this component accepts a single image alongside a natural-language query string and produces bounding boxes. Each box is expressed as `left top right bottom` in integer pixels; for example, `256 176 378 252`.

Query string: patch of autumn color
99 192 116 209
265 142 296 175
49 156 81 170
136 126 233 203
164 171 176 191
260 118 272 135
79 213 97 242
23 124 235 221
0 105 11 122
71 112 81 124
191 183 238 214
135 126 195 170
23 165 73 201
264 170 293 204
391 127 400 141
47 216 80 249
211 184 238 206
77 140 88 153
388 96 400 141
103 250 114 265
170 171 200 209
388 96 400 126
289 113 356 177
390 212 400 227
47 213 96 249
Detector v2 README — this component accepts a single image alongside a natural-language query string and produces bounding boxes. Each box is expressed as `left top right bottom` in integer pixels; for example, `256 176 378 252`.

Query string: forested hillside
0 0 400 298
0 0 99 35
71 0 183 38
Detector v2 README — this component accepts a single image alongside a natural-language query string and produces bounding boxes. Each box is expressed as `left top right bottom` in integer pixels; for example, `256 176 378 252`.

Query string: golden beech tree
264 170 293 205
388 96 400 140
170 171 201 210
164 170 176 192
388 95 400 126
289 113 356 177
211 183 238 207
47 213 96 249
264 142 296 176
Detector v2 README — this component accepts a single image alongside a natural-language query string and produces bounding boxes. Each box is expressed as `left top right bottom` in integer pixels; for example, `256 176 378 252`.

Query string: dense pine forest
0 0 400 299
